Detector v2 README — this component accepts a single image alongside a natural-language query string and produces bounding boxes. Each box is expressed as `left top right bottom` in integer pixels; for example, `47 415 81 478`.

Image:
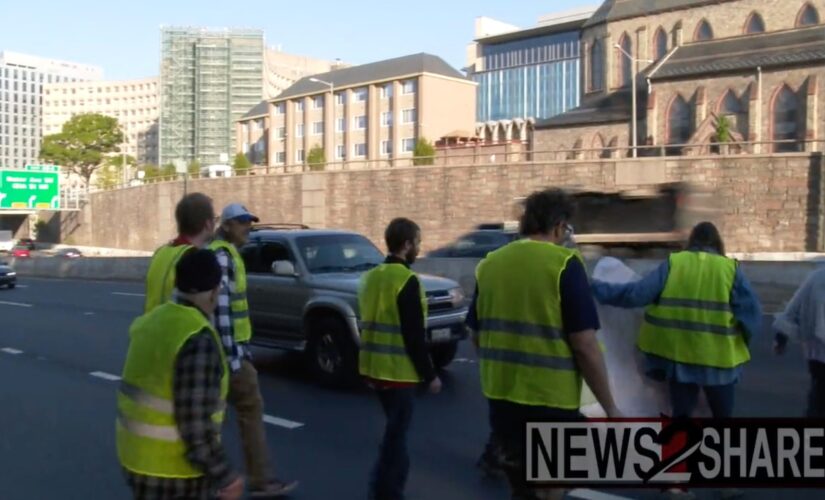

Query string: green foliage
187 159 201 176
412 138 435 166
160 163 177 177
96 154 136 190
307 145 326 171
233 153 252 175
715 115 733 143
39 113 124 188
141 163 176 181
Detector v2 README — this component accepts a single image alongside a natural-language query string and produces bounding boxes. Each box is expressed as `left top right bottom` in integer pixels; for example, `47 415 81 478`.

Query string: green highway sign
0 168 61 210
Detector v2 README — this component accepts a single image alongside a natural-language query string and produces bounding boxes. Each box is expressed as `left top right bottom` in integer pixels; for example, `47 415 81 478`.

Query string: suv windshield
296 234 384 274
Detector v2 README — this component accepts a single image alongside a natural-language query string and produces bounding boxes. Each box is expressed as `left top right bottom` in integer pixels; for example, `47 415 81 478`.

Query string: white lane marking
568 489 634 500
0 300 32 308
84 312 95 316
112 292 145 297
263 414 304 430
15 285 28 288
90 371 121 381
1 348 23 355
453 358 476 364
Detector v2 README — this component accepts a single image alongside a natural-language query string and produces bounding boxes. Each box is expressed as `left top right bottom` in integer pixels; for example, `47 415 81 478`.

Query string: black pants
489 399 583 500
369 387 415 500
808 361 825 418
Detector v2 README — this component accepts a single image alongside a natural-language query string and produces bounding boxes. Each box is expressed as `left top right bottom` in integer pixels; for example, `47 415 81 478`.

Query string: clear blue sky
0 0 596 79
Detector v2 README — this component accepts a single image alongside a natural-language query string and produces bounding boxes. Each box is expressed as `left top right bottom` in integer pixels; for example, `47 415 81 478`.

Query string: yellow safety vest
358 263 427 383
208 239 252 343
144 244 192 314
639 251 750 368
476 240 583 409
117 302 228 478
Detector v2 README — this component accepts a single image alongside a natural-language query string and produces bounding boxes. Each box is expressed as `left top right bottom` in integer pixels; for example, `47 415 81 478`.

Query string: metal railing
90 138 823 192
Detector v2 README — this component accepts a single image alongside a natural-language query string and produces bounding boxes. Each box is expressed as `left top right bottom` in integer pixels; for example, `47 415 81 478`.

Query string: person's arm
561 259 620 417
215 249 241 373
591 260 669 308
174 330 237 489
773 272 811 353
730 266 763 344
397 276 438 383
465 285 479 349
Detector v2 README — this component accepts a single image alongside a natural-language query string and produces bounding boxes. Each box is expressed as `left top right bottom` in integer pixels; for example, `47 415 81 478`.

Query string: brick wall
71 153 825 253
533 122 630 160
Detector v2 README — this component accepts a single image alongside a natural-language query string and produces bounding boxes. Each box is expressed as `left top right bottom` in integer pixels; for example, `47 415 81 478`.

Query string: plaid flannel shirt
124 306 235 498
214 246 251 373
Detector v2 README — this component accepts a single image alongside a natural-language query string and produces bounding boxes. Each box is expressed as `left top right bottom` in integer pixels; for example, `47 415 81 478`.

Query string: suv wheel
307 316 359 388
430 341 459 370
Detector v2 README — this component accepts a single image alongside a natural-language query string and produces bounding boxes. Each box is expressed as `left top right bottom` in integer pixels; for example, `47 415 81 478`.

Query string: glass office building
470 18 586 123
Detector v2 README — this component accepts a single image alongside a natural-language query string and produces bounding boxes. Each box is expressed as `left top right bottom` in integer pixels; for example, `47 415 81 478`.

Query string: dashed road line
0 300 33 308
112 292 145 297
89 371 121 381
263 414 304 430
568 489 634 500
1 348 23 355
14 284 28 288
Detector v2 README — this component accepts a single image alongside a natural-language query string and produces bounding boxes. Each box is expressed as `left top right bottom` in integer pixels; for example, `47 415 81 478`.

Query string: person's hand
605 406 624 419
428 377 442 394
218 476 244 500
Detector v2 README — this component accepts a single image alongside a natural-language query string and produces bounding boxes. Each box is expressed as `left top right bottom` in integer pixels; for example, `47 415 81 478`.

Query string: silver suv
241 226 469 387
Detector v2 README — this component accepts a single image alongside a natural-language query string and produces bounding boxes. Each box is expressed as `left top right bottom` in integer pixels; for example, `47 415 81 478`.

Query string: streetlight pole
615 45 653 158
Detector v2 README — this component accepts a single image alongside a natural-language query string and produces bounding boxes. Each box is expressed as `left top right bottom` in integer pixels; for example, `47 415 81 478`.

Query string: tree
714 114 733 143
95 155 136 190
187 159 201 177
233 153 252 175
413 138 435 166
40 113 124 188
307 145 326 171
160 163 177 178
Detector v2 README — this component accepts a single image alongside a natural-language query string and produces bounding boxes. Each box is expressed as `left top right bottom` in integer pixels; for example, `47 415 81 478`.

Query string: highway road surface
0 277 821 499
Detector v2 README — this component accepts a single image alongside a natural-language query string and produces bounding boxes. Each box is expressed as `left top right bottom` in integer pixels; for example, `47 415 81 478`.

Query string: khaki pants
229 359 272 489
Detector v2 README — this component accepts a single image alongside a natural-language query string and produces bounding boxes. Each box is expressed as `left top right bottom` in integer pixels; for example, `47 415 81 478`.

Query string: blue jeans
369 387 415 500
668 380 735 418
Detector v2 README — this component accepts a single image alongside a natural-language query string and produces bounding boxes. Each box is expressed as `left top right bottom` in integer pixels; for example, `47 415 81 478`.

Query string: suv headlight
448 287 465 306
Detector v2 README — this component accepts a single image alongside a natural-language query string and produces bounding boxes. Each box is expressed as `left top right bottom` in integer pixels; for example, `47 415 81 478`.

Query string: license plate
431 328 452 342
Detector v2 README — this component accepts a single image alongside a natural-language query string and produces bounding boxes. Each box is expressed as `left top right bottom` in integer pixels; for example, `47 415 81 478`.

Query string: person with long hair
592 222 762 420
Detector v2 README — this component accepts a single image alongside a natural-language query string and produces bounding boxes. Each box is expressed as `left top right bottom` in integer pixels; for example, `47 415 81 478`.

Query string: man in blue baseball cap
210 203 298 497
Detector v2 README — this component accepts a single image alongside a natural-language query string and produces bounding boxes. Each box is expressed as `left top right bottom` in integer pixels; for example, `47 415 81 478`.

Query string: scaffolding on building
160 27 264 167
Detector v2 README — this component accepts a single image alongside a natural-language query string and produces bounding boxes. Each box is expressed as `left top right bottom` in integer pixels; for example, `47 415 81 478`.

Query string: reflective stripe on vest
358 264 427 383
117 302 229 478
209 239 252 343
476 240 583 410
144 244 192 313
638 251 750 368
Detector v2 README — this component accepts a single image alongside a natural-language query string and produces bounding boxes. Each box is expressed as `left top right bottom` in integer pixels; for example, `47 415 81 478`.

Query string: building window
381 111 392 127
401 80 416 95
336 117 345 133
718 90 746 138
745 12 765 34
335 93 345 105
296 123 304 138
352 88 367 102
353 115 367 129
617 33 633 88
667 95 692 147
296 100 304 112
296 149 305 163
402 138 415 153
589 39 605 92
402 108 416 124
773 85 801 153
654 28 668 60
354 143 367 157
695 20 714 41
336 144 345 160
274 102 285 114
380 140 392 156
312 121 324 135
380 84 393 99
275 151 286 164
313 95 324 109
797 3 820 26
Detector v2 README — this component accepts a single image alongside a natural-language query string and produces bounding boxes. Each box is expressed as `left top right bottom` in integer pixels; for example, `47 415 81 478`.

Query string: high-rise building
0 51 102 169
466 7 595 123
159 27 264 166
42 77 159 165
264 48 345 100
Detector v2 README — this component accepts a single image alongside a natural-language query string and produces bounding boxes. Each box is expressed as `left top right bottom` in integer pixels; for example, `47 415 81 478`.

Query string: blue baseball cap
220 203 260 223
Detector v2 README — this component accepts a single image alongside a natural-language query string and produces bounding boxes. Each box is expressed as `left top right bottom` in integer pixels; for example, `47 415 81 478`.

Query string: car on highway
0 261 16 289
55 247 83 259
11 246 31 258
17 238 36 251
427 223 520 258
242 225 469 387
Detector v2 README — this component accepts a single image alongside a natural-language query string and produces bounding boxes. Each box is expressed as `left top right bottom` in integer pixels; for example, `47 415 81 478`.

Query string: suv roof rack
252 223 310 231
